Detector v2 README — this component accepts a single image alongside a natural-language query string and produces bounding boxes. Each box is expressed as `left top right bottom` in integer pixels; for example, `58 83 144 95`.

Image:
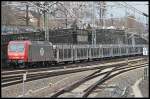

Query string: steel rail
1 58 147 88
50 62 147 97
82 64 148 97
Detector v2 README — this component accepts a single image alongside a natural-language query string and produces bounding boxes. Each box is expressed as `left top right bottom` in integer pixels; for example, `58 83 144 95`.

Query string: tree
97 2 107 27
71 19 78 29
1 3 17 25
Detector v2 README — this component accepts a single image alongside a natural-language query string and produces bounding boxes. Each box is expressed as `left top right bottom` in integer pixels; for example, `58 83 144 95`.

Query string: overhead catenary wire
2 2 148 35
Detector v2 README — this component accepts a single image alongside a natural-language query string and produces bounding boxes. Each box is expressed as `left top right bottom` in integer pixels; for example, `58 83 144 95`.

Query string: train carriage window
53 49 57 58
82 48 85 57
68 49 71 58
77 48 81 57
82 48 84 57
124 47 126 53
113 48 115 54
116 48 118 54
67 48 69 58
93 48 95 56
84 48 87 57
81 48 83 57
132 47 134 53
64 49 68 58
115 48 117 54
138 47 141 53
113 48 117 55
77 49 79 57
121 47 126 53
84 48 86 57
129 47 132 53
94 48 96 56
79 48 81 57
130 47 133 53
99 48 102 56
117 48 119 54
92 48 94 56
80 48 83 57
85 48 88 56
91 48 93 56
96 48 99 57
138 47 140 53
135 47 138 53
139 47 143 53
108 48 110 56
116 48 117 54
103 48 108 56
96 48 99 56
83 48 85 57
80 48 82 58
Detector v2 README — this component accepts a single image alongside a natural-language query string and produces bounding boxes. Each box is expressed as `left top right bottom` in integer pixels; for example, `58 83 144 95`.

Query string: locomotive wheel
19 63 25 68
19 65 25 68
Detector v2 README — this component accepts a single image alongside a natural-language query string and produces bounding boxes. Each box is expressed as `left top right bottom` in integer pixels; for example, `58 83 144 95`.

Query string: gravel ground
2 57 148 98
89 67 148 98
2 69 96 97
139 78 149 97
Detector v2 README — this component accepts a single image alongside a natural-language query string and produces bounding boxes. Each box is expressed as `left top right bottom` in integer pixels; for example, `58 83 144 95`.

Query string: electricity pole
92 2 96 46
26 4 29 26
43 2 49 41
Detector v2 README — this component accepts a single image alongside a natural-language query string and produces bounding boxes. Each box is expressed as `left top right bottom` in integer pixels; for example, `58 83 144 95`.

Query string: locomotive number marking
40 48 44 56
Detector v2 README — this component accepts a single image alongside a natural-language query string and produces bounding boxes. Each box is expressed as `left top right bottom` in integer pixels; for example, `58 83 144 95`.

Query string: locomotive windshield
8 43 24 52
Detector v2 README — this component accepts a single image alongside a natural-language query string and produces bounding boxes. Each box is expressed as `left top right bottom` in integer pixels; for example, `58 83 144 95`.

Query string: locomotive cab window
8 43 25 52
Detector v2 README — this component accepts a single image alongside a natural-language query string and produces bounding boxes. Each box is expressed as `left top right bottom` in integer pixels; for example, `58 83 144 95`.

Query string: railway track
1 55 143 75
50 62 148 98
1 56 147 88
2 55 144 74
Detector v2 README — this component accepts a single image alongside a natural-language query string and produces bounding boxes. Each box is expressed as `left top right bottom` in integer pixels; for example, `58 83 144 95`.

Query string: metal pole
43 10 46 40
125 7 128 45
26 4 29 26
46 13 49 41
44 12 49 41
23 78 25 96
92 2 96 46
92 2 94 45
103 2 106 29
43 2 49 41
22 72 27 96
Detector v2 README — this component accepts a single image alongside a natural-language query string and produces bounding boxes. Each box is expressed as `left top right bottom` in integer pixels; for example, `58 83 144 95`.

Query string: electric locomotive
7 40 54 68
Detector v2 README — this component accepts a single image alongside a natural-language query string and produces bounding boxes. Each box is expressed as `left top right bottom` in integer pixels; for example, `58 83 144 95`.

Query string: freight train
7 40 146 68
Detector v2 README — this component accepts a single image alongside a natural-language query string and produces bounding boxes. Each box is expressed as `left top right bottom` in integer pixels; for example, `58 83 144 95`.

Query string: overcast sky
105 1 148 24
126 1 148 15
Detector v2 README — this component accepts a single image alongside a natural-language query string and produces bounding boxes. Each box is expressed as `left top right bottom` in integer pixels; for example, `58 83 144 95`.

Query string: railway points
1 56 148 97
